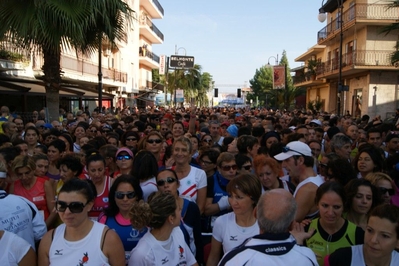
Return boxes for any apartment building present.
[294,0,399,119]
[0,0,163,113]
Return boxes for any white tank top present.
[351,245,399,265]
[49,221,110,266]
[293,175,324,197]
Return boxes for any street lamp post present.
[173,46,187,107]
[318,0,344,116]
[98,35,103,113]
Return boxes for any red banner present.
[273,65,285,89]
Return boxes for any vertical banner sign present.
[273,65,286,89]
[176,89,184,103]
[159,55,166,75]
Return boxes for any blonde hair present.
[365,172,394,187]
[11,155,36,172]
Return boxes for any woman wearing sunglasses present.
[137,131,164,167]
[326,204,399,266]
[98,175,147,264]
[114,147,134,178]
[86,153,113,221]
[207,173,261,266]
[366,172,397,205]
[156,169,204,265]
[203,152,236,232]
[200,134,213,149]
[172,137,207,214]
[128,191,197,266]
[38,178,125,266]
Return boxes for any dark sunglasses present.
[379,187,395,196]
[200,159,213,165]
[126,138,137,141]
[115,191,136,199]
[56,200,88,213]
[221,164,237,171]
[103,130,111,133]
[202,139,212,143]
[282,146,307,157]
[242,165,252,171]
[117,155,132,160]
[147,139,162,144]
[90,130,97,133]
[157,177,177,186]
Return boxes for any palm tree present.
[380,1,399,65]
[0,0,133,120]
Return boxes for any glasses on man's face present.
[56,200,88,213]
[319,163,328,168]
[90,130,97,133]
[242,165,252,171]
[103,130,111,133]
[221,164,237,171]
[156,177,177,186]
[126,138,137,142]
[282,146,307,157]
[116,155,132,161]
[115,191,136,199]
[147,139,162,144]
[379,187,395,196]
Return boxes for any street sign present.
[169,55,195,68]
[159,55,166,75]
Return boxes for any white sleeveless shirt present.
[351,245,399,265]
[49,221,109,266]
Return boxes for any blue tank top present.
[105,215,147,253]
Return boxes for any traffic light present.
[214,88,218,97]
[237,88,242,98]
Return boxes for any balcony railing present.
[139,47,160,64]
[0,39,31,62]
[61,55,127,83]
[140,17,164,41]
[317,4,399,42]
[315,50,393,76]
[152,0,164,16]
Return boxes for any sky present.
[153,0,325,94]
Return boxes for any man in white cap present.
[274,141,324,222]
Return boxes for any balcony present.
[141,0,164,19]
[315,50,395,79]
[139,16,164,44]
[139,47,160,69]
[60,55,127,83]
[293,73,326,87]
[317,3,399,44]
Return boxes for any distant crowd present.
[1,104,399,266]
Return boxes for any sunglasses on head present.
[221,164,237,171]
[56,200,88,213]
[156,177,177,186]
[242,165,252,171]
[115,191,136,199]
[117,155,132,160]
[126,138,137,141]
[379,187,395,196]
[282,146,307,157]
[147,139,162,144]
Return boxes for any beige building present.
[0,0,164,113]
[294,0,399,119]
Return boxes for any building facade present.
[0,0,164,114]
[294,0,399,119]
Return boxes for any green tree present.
[0,0,133,120]
[380,1,399,65]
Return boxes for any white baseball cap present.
[274,141,312,161]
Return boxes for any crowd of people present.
[1,104,399,265]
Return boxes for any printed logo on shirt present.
[102,197,109,203]
[54,249,63,255]
[230,235,238,241]
[129,228,140,238]
[78,252,89,266]
[178,245,185,259]
[161,256,169,265]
